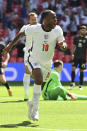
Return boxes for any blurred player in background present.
[70,25,87,90]
[0,41,12,96]
[19,12,38,101]
[2,10,67,121]
[42,60,77,101]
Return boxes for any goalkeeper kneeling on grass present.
[42,60,87,101]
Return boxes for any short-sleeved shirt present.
[20,24,40,53]
[25,24,65,64]
[19,24,31,53]
[74,35,87,59]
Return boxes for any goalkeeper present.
[42,60,87,101]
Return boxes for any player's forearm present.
[71,44,76,55]
[8,32,25,52]
[5,53,10,63]
[2,53,10,68]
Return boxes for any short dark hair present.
[54,60,63,67]
[80,25,87,30]
[40,10,54,23]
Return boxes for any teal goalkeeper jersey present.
[42,70,62,100]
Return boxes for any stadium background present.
[0,0,87,82]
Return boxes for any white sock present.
[23,73,30,95]
[32,84,41,111]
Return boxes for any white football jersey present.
[19,24,32,53]
[20,24,40,53]
[25,24,65,63]
[20,25,29,33]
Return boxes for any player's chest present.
[77,38,87,48]
[34,32,57,45]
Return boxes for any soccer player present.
[42,60,77,101]
[70,25,87,90]
[0,41,12,96]
[2,10,67,121]
[42,60,87,101]
[19,12,38,101]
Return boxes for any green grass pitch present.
[0,84,87,131]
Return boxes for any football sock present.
[80,71,83,85]
[23,73,30,95]
[3,82,10,90]
[57,94,87,100]
[71,71,75,82]
[72,93,87,100]
[32,84,41,111]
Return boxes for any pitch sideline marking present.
[0,97,23,100]
[20,127,87,131]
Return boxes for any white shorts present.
[27,56,52,82]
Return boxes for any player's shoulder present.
[25,24,41,33]
[25,23,41,34]
[53,25,63,33]
[74,34,79,39]
[51,70,59,77]
[22,24,30,29]
[27,23,41,29]
[54,25,62,30]
[20,24,30,32]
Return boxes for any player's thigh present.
[41,62,51,82]
[49,87,66,100]
[48,87,60,100]
[32,68,43,85]
[0,74,6,83]
[55,87,67,100]
[27,58,43,84]
[60,86,68,94]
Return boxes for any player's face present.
[29,15,38,25]
[45,12,57,30]
[58,64,63,73]
[80,28,87,36]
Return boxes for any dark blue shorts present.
[72,58,86,69]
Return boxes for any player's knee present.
[35,77,43,85]
[25,66,31,74]
[1,80,6,84]
[0,77,6,83]
[72,67,76,71]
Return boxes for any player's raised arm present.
[2,32,25,56]
[56,26,67,51]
